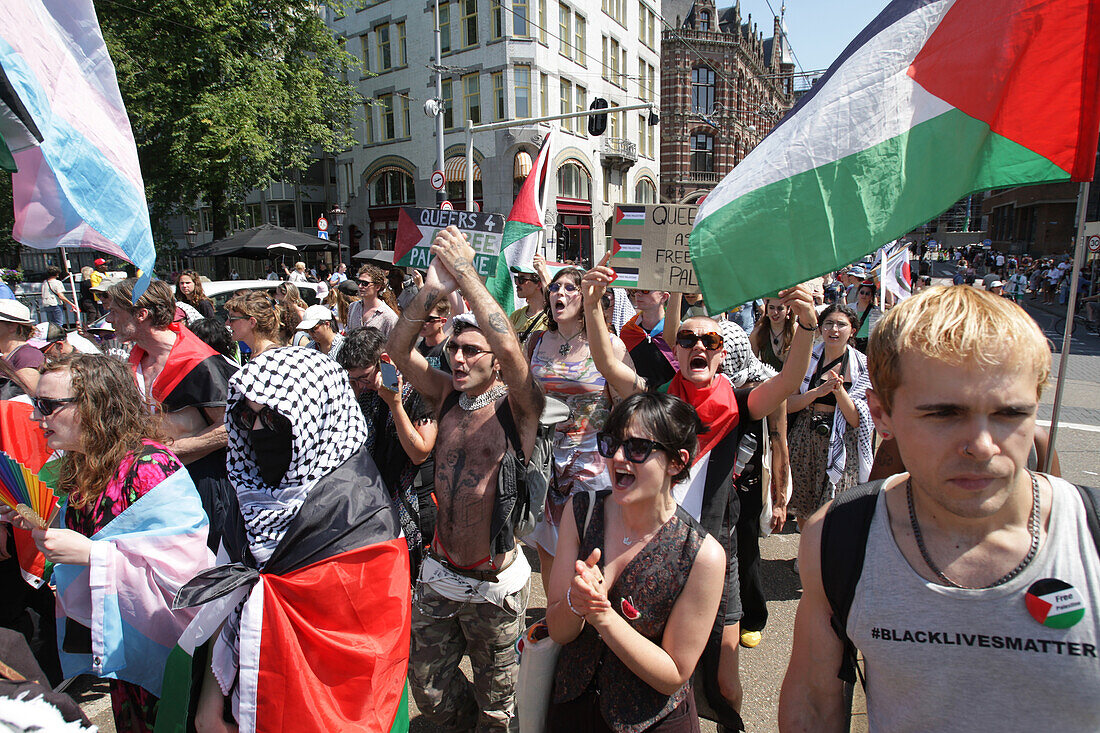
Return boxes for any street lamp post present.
[184,227,197,271]
[331,204,347,268]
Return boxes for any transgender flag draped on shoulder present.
[690,0,1100,312]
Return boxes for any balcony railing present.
[601,137,638,168]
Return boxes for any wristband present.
[797,319,817,331]
[566,587,585,618]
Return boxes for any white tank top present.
[848,475,1100,732]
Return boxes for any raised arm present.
[581,263,645,397]
[747,285,818,419]
[430,227,543,424]
[663,292,682,352]
[386,259,457,408]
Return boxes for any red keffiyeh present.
[666,372,740,465]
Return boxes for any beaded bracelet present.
[566,587,585,618]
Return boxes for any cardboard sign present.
[608,204,700,293]
[394,207,505,277]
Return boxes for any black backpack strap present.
[820,479,887,687]
[495,395,525,464]
[1074,483,1100,558]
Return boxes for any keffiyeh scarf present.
[719,319,777,386]
[799,343,874,491]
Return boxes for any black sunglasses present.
[423,315,445,324]
[31,396,77,417]
[675,330,723,351]
[230,400,291,433]
[514,275,537,285]
[357,279,376,288]
[597,433,672,463]
[445,342,493,360]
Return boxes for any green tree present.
[97,0,359,240]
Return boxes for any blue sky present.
[737,0,887,73]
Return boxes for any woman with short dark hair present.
[546,391,726,732]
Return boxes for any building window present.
[558,4,572,59]
[513,0,530,35]
[400,95,410,137]
[637,114,646,157]
[515,65,531,118]
[363,103,374,144]
[609,103,620,138]
[374,171,415,206]
[635,178,657,203]
[699,10,710,31]
[559,78,572,132]
[574,13,586,65]
[463,72,481,124]
[692,66,716,114]
[557,162,590,199]
[648,63,656,103]
[539,0,548,43]
[492,71,505,120]
[638,2,655,48]
[637,59,656,102]
[602,0,623,24]
[603,36,622,86]
[439,2,452,53]
[491,0,503,39]
[541,72,549,117]
[396,22,407,66]
[379,94,396,140]
[575,84,587,137]
[462,0,478,47]
[360,34,371,72]
[690,132,714,172]
[377,25,391,71]
[442,79,455,129]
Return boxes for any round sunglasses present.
[548,282,578,294]
[675,330,723,351]
[230,400,291,433]
[597,432,673,463]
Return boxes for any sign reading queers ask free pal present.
[394,207,505,276]
[608,204,700,293]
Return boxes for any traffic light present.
[588,98,609,136]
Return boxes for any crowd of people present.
[0,230,1095,733]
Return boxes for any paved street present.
[76,277,1099,733]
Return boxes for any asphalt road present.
[76,270,1098,733]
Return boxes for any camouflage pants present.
[409,580,530,733]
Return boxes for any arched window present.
[692,67,716,114]
[690,133,714,173]
[557,161,590,200]
[698,10,710,31]
[373,170,415,205]
[634,178,657,203]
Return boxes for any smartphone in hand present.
[379,357,400,392]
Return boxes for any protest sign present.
[394,207,505,276]
[608,204,700,292]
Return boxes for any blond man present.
[780,285,1100,732]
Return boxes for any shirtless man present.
[104,279,237,547]
[388,226,543,732]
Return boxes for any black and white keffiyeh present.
[226,346,368,567]
[719,319,776,386]
[799,342,874,492]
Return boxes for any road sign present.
[439,200,453,211]
[394,207,505,276]
[316,230,330,240]
[927,239,937,248]
[317,216,329,231]
[983,238,991,246]
[1088,235,1100,253]
[431,170,446,191]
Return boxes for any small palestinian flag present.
[612,239,642,259]
[611,266,640,287]
[1025,578,1085,629]
[615,205,646,225]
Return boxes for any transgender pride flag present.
[690,0,1100,312]
[0,0,156,290]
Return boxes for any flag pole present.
[1044,180,1090,472]
[60,247,83,331]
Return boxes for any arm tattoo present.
[452,258,473,276]
[488,312,509,334]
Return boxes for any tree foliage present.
[97,0,359,240]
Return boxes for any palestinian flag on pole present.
[878,241,913,301]
[487,131,556,313]
[690,0,1100,312]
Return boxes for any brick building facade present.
[660,0,794,203]
[982,182,1080,256]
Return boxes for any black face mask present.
[250,424,294,487]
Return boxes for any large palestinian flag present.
[690,0,1100,312]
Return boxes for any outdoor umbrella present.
[189,224,333,258]
[353,249,396,266]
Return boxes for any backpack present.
[821,480,1100,689]
[499,393,571,538]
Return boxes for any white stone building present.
[326,0,661,263]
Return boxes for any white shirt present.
[40,279,64,307]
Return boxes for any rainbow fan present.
[0,451,58,529]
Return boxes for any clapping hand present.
[430,226,477,283]
[570,548,612,620]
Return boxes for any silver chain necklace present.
[459,383,508,411]
[557,329,583,356]
[907,473,1041,590]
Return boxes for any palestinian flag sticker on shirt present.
[1025,578,1086,629]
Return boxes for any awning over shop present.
[444,156,481,182]
[514,151,532,179]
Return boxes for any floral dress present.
[64,441,184,733]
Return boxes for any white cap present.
[296,304,334,331]
[0,299,32,324]
[988,280,1005,289]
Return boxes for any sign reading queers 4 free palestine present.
[394,207,505,276]
[608,204,701,293]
